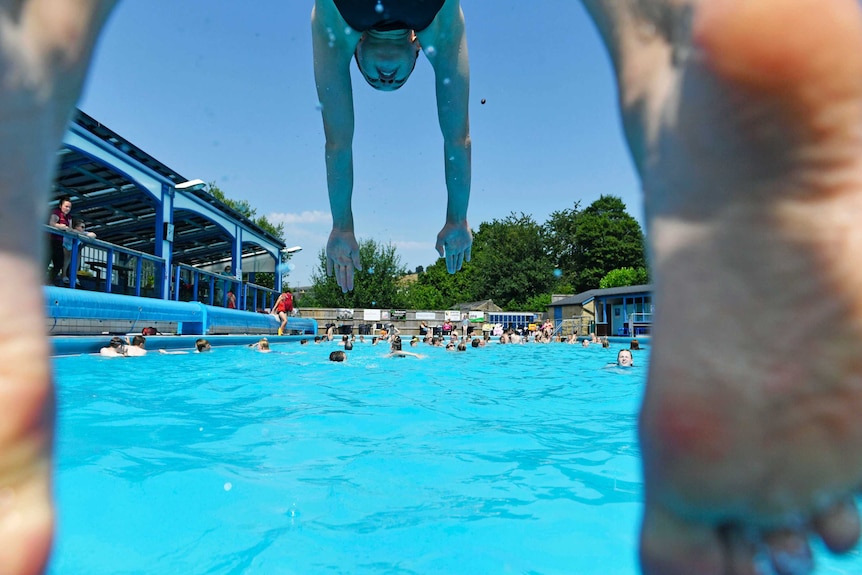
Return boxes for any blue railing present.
[47,226,283,311]
[47,226,166,298]
[171,264,281,312]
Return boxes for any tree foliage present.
[599,267,650,289]
[547,195,646,293]
[468,213,556,309]
[406,256,477,310]
[309,238,408,308]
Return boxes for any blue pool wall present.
[44,287,317,337]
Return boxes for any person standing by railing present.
[46,196,72,284]
[62,219,96,285]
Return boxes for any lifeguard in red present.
[273,292,294,336]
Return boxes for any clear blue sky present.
[78,1,642,287]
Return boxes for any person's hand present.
[435,220,472,273]
[326,229,362,292]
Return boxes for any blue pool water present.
[48,340,862,574]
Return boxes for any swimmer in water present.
[616,349,633,368]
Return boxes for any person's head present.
[630,339,641,350]
[58,196,72,214]
[471,338,480,348]
[617,349,634,367]
[314,336,321,343]
[258,338,270,351]
[329,350,346,362]
[345,341,353,351]
[300,339,309,345]
[72,219,87,232]
[390,336,402,352]
[108,336,125,350]
[224,265,231,273]
[131,335,146,348]
[601,337,610,348]
[354,30,421,91]
[457,342,467,352]
[196,338,212,352]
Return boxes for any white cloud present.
[266,210,331,225]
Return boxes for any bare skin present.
[311,0,472,292]
[0,1,116,573]
[582,0,862,571]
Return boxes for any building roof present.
[549,284,653,307]
[457,300,502,313]
[53,110,284,266]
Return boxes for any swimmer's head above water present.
[354,30,421,91]
[617,349,634,367]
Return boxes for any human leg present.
[581,0,862,572]
[0,1,117,573]
[47,241,64,282]
[277,311,287,335]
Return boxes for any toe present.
[765,530,814,575]
[812,497,861,554]
[640,503,725,575]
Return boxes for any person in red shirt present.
[272,291,294,335]
[46,196,72,283]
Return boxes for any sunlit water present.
[48,341,862,574]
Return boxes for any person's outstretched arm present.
[311,0,364,292]
[417,0,472,274]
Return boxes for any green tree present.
[599,267,650,289]
[544,200,582,287]
[468,213,556,309]
[310,238,408,308]
[559,195,646,292]
[406,256,477,310]
[546,196,646,293]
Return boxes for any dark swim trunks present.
[333,0,446,32]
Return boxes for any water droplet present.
[344,26,352,35]
[199,426,204,431]
[443,77,451,85]
[553,269,563,278]
[224,482,233,492]
[375,1,384,13]
[367,267,375,274]
[425,45,436,56]
[448,156,455,161]
[315,102,324,111]
[481,98,486,105]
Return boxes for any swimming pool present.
[48,341,862,574]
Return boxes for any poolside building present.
[547,285,653,337]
